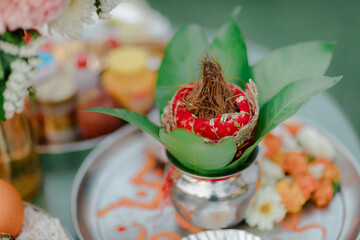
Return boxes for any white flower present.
[245,186,286,231]
[28,57,43,68]
[272,124,301,152]
[281,131,301,152]
[11,59,32,73]
[297,126,335,160]
[308,163,325,179]
[0,40,19,55]
[3,89,18,102]
[48,0,96,39]
[4,101,15,119]
[2,57,41,119]
[96,0,121,19]
[258,157,284,186]
[19,37,46,58]
[19,45,37,58]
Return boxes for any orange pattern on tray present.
[347,173,359,185]
[282,215,327,240]
[174,212,203,233]
[97,152,163,218]
[98,150,335,239]
[97,152,185,239]
[123,222,181,240]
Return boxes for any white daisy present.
[308,163,325,179]
[297,126,335,160]
[245,186,286,231]
[258,157,284,186]
[48,0,96,39]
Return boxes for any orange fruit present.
[0,179,24,237]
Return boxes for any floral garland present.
[245,121,340,231]
[0,0,121,120]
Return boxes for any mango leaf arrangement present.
[89,8,342,177]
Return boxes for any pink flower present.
[0,0,66,33]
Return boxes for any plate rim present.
[71,118,360,240]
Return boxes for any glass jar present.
[0,113,42,201]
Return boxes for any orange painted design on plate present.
[282,215,327,240]
[346,173,358,185]
[97,152,164,217]
[174,212,204,233]
[149,232,181,240]
[124,222,147,240]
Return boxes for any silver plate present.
[182,229,261,240]
[35,126,126,154]
[71,122,360,240]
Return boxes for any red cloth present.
[165,83,251,143]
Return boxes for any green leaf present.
[26,29,41,40]
[0,55,3,80]
[159,128,237,172]
[85,107,161,140]
[211,7,251,86]
[0,29,26,46]
[332,181,340,194]
[252,41,334,107]
[224,75,342,170]
[28,86,36,100]
[307,156,314,163]
[0,81,6,121]
[156,24,210,114]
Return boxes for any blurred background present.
[147,0,360,136]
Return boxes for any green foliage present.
[159,129,237,172]
[332,181,340,194]
[252,41,334,107]
[28,86,36,100]
[0,29,42,121]
[210,7,251,87]
[0,50,18,121]
[156,25,209,114]
[307,156,314,163]
[0,29,26,46]
[92,7,342,176]
[0,56,3,80]
[84,107,161,140]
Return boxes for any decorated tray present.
[71,120,360,240]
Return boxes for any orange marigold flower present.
[311,178,334,207]
[285,123,303,136]
[276,180,307,214]
[283,152,308,177]
[264,133,282,159]
[293,173,319,199]
[311,158,340,182]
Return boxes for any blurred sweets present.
[35,65,77,144]
[245,121,340,231]
[76,86,124,139]
[102,46,158,114]
[25,40,164,144]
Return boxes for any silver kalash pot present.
[166,147,259,229]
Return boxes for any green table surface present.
[32,92,360,240]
